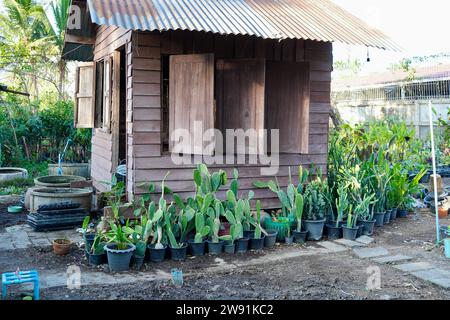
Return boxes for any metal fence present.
[332,78,450,102]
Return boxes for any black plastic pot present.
[88,252,105,266]
[132,254,145,270]
[224,243,235,254]
[264,230,278,248]
[383,210,391,224]
[188,240,206,256]
[398,209,408,218]
[207,240,224,255]
[293,230,308,243]
[360,219,375,236]
[235,238,249,253]
[147,244,167,263]
[304,219,326,241]
[326,223,342,240]
[374,212,385,227]
[342,226,358,240]
[285,236,294,245]
[356,224,364,238]
[243,230,254,238]
[249,236,265,250]
[84,232,96,252]
[104,243,135,272]
[390,208,398,220]
[170,244,188,261]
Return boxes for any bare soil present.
[0,198,27,231]
[1,212,449,300]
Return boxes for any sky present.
[331,0,450,74]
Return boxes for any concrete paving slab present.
[371,255,414,264]
[316,241,348,253]
[334,239,366,247]
[411,269,450,289]
[355,236,374,245]
[394,262,435,272]
[353,247,389,258]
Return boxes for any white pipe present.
[428,100,440,244]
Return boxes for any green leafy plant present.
[303,176,327,221]
[334,184,349,227]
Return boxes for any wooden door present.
[169,54,214,155]
[265,61,310,154]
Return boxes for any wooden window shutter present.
[266,61,310,154]
[74,62,95,128]
[169,54,214,155]
[216,59,265,154]
[103,56,112,130]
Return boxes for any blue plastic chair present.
[2,270,40,300]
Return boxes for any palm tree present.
[0,0,54,100]
[49,0,71,99]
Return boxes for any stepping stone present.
[371,255,414,264]
[334,239,366,247]
[316,241,348,253]
[353,247,389,258]
[394,262,435,272]
[355,235,374,245]
[411,269,450,289]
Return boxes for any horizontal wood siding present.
[124,30,331,208]
[91,25,131,193]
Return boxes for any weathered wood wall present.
[123,30,332,208]
[91,25,131,193]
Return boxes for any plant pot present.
[188,240,206,256]
[397,209,408,218]
[104,243,135,272]
[224,243,235,254]
[326,223,342,240]
[132,254,145,270]
[235,237,249,253]
[356,224,364,238]
[438,207,448,219]
[304,219,326,241]
[52,239,72,256]
[293,230,308,244]
[170,244,188,261]
[360,219,376,236]
[243,230,254,239]
[390,208,398,220]
[218,222,231,237]
[249,236,265,250]
[264,230,278,248]
[147,244,167,263]
[342,226,358,240]
[207,240,224,255]
[284,236,294,245]
[383,210,391,224]
[83,232,96,252]
[374,212,385,226]
[88,252,105,266]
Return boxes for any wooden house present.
[63,0,398,208]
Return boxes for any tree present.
[49,0,71,99]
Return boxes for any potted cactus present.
[249,201,268,250]
[293,193,308,243]
[303,176,327,241]
[342,204,359,240]
[206,201,230,255]
[104,222,136,272]
[356,193,376,236]
[188,210,210,256]
[327,185,347,239]
[223,209,242,254]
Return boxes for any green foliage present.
[303,177,327,221]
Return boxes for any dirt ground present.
[0,212,449,300]
[0,198,27,231]
[1,181,449,300]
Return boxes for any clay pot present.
[53,239,72,255]
[438,207,448,219]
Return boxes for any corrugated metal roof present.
[86,0,400,51]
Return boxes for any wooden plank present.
[133,46,160,58]
[133,95,161,108]
[132,144,162,158]
[234,36,254,58]
[133,108,161,120]
[215,59,265,154]
[266,61,310,153]
[214,35,234,59]
[133,120,161,132]
[133,31,161,47]
[133,58,161,71]
[132,132,161,144]
[133,83,160,95]
[281,39,296,62]
[295,39,305,62]
[74,63,95,128]
[132,70,160,83]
